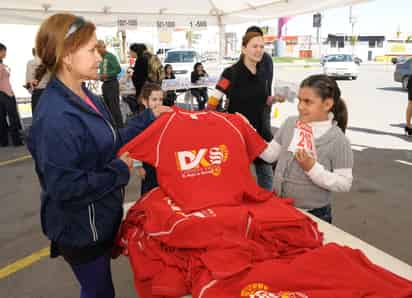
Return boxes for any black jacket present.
[132,56,148,97]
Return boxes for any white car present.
[323,54,359,80]
[164,49,203,78]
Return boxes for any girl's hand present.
[295,149,316,172]
[152,105,172,118]
[136,167,146,179]
[119,152,133,170]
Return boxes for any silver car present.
[394,58,412,89]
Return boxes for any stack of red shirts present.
[193,243,412,298]
[115,187,325,297]
[245,199,323,259]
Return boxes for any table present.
[122,201,412,298]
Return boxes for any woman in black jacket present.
[190,62,208,110]
[130,43,148,103]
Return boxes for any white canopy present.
[0,0,370,26]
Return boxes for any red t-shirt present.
[119,108,269,211]
[193,243,412,298]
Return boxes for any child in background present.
[133,82,163,195]
[266,74,353,223]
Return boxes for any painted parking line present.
[0,247,50,280]
[395,160,412,166]
[0,202,136,279]
[0,155,32,167]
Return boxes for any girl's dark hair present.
[164,64,172,72]
[138,82,163,105]
[193,62,202,71]
[0,43,7,51]
[130,43,147,59]
[300,74,348,133]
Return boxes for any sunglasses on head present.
[65,17,86,39]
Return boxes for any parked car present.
[394,58,412,89]
[320,55,330,66]
[164,49,202,78]
[156,47,172,63]
[391,56,410,65]
[322,54,359,80]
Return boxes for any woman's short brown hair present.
[242,31,263,47]
[35,13,96,74]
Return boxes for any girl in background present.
[133,82,163,195]
[163,64,177,106]
[190,62,208,110]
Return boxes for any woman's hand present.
[119,152,133,170]
[151,105,172,118]
[295,149,316,172]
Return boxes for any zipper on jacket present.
[88,203,98,241]
[103,118,117,146]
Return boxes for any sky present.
[280,0,412,38]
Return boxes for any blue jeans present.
[69,254,115,298]
[254,161,274,191]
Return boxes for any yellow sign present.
[390,43,406,53]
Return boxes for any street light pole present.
[349,6,356,56]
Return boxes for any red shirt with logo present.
[118,108,270,211]
[193,243,412,298]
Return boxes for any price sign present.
[288,120,317,158]
[156,20,176,31]
[117,19,138,30]
[190,20,208,29]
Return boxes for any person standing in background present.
[207,32,278,190]
[25,48,50,113]
[97,40,123,127]
[245,26,275,143]
[129,43,148,103]
[0,42,23,146]
[405,74,412,136]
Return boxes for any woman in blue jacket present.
[27,14,170,298]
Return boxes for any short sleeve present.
[118,112,175,167]
[230,114,268,161]
[215,67,233,95]
[331,134,354,170]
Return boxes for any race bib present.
[288,120,317,158]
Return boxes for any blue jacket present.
[27,77,155,247]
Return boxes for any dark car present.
[394,58,412,89]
